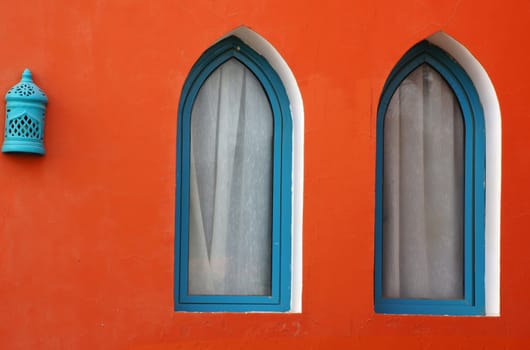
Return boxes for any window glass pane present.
[188,58,273,296]
[382,64,464,299]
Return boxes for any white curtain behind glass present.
[188,58,273,296]
[382,64,464,299]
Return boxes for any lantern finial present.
[21,68,32,82]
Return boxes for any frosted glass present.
[188,59,273,296]
[382,64,464,299]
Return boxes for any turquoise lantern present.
[2,69,48,155]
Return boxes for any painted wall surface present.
[0,0,528,349]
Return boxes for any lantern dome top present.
[5,69,48,104]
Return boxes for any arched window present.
[175,36,292,312]
[374,41,485,315]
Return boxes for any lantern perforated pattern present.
[6,115,41,140]
[7,82,46,99]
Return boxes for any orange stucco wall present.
[0,0,529,349]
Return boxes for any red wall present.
[0,0,529,349]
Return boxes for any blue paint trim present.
[175,36,292,312]
[374,41,486,316]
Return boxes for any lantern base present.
[2,140,45,155]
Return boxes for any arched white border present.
[428,32,501,316]
[219,27,304,312]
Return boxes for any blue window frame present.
[374,41,485,315]
[175,36,292,312]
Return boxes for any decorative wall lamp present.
[2,69,48,155]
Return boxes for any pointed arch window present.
[175,36,292,312]
[374,41,485,315]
